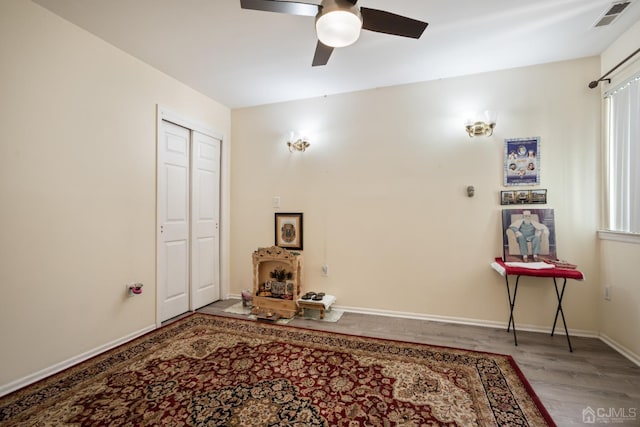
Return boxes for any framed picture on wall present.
[504,137,540,186]
[275,212,303,250]
[501,208,556,262]
[500,189,547,205]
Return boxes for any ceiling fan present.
[240,0,428,66]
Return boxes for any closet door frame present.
[155,105,230,327]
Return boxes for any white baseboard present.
[335,305,640,366]
[334,304,599,337]
[226,296,640,365]
[599,333,640,367]
[3,304,639,398]
[0,324,156,398]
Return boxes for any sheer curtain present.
[605,73,640,234]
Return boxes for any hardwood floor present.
[195,299,640,426]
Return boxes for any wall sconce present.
[287,132,310,152]
[465,111,497,137]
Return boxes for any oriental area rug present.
[0,313,555,426]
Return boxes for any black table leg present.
[551,277,573,352]
[505,275,520,346]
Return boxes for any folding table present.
[491,257,585,352]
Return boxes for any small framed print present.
[274,212,303,250]
[501,189,547,205]
[501,191,517,205]
[530,189,547,204]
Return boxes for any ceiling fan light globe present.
[316,10,362,48]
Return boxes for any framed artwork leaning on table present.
[501,208,556,262]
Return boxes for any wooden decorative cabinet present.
[251,246,303,319]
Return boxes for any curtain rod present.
[589,47,640,89]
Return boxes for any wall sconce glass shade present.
[315,3,362,48]
[465,110,497,137]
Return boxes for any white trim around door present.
[156,105,230,327]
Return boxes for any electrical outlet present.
[321,265,329,277]
[604,285,612,301]
[126,283,134,297]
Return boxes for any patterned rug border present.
[1,312,556,426]
[500,349,555,427]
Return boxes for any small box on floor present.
[297,293,336,320]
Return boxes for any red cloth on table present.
[493,257,584,280]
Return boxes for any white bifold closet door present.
[190,130,221,309]
[158,120,220,322]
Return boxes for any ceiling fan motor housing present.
[315,0,363,48]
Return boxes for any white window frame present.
[599,72,640,244]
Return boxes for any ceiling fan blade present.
[360,7,428,39]
[240,0,319,17]
[312,41,334,66]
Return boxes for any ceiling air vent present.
[594,1,631,27]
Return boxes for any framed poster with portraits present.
[504,137,540,186]
[274,212,303,250]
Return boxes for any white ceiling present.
[33,0,640,109]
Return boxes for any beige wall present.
[231,58,602,332]
[599,20,640,359]
[0,0,230,389]
[600,241,640,357]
